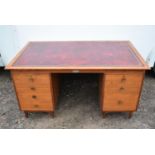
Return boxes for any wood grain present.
[12,71,55,112]
[103,94,139,111]
[6,41,149,70]
[102,71,144,112]
[7,41,148,117]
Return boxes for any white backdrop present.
[0,25,155,66]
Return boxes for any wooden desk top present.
[6,41,149,70]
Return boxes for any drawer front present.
[103,93,139,111]
[105,85,140,94]
[104,74,143,88]
[12,71,50,87]
[16,87,51,95]
[20,103,52,111]
[12,71,53,111]
[18,93,53,111]
[103,72,144,111]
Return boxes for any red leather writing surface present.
[13,42,143,67]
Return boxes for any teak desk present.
[6,41,149,118]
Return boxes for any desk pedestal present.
[11,70,144,118]
[11,71,59,117]
[100,71,144,118]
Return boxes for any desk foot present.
[128,112,133,119]
[102,112,107,118]
[49,112,55,118]
[24,112,29,118]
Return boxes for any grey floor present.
[0,69,155,129]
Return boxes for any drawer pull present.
[30,87,36,91]
[32,95,37,99]
[121,76,126,82]
[117,100,123,105]
[119,87,124,91]
[33,104,39,108]
[29,78,34,82]
[29,75,34,81]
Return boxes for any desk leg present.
[102,112,108,118]
[128,112,133,119]
[24,112,29,118]
[49,112,55,118]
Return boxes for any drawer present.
[12,72,50,87]
[16,87,51,95]
[103,93,138,111]
[105,85,140,94]
[102,73,144,112]
[20,102,52,111]
[18,93,53,111]
[104,74,143,88]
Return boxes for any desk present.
[6,41,149,118]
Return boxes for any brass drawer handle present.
[33,104,39,108]
[32,95,37,99]
[119,87,124,91]
[29,75,34,81]
[30,87,36,91]
[29,78,34,81]
[121,76,126,82]
[117,100,123,105]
